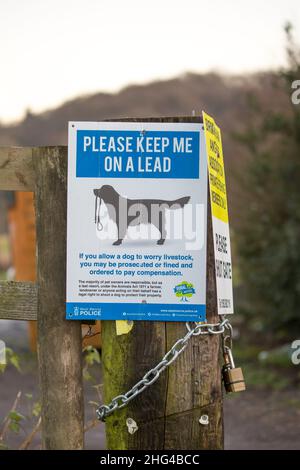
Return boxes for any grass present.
[0,270,7,280]
[242,364,291,390]
[284,397,300,409]
[233,339,299,391]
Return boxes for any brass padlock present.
[222,347,246,393]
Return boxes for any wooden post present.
[102,117,223,450]
[34,147,84,450]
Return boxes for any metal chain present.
[96,317,230,421]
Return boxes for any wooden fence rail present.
[0,281,37,320]
[0,147,35,191]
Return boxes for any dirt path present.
[225,390,300,449]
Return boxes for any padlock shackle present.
[222,328,233,353]
[223,346,235,369]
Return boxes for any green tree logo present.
[174,281,195,302]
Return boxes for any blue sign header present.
[76,130,200,179]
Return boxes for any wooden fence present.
[0,146,84,449]
[0,116,223,450]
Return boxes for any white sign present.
[66,121,208,322]
[203,112,234,314]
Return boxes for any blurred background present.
[1,0,300,450]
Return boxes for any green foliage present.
[8,411,25,434]
[243,364,291,390]
[0,348,21,373]
[32,401,41,418]
[236,24,300,335]
[233,339,297,390]
[83,345,101,366]
[82,345,101,382]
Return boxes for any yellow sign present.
[203,111,233,314]
[202,111,228,224]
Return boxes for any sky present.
[0,0,300,123]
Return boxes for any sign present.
[203,111,234,314]
[66,121,207,321]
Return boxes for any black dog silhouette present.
[94,185,190,245]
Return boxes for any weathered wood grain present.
[102,117,223,450]
[0,147,35,191]
[0,281,37,320]
[102,319,167,450]
[164,401,223,450]
[33,146,84,450]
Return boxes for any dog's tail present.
[170,196,190,208]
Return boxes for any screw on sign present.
[199,415,209,425]
[126,418,138,435]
